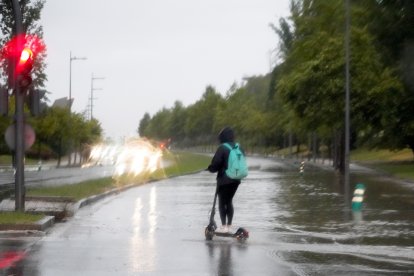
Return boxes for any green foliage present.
[184,86,223,143]
[138,112,151,136]
[29,106,103,162]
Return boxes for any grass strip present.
[0,211,43,224]
[151,151,210,179]
[368,162,414,180]
[351,148,413,162]
[27,177,114,201]
[27,151,211,200]
[351,148,414,180]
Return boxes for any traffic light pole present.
[11,0,26,211]
[14,86,25,211]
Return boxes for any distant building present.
[52,97,73,109]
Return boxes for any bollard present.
[351,183,365,211]
[299,161,305,174]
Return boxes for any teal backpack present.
[223,143,248,180]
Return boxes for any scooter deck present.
[214,231,239,238]
[205,226,249,240]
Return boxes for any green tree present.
[359,0,414,157]
[145,108,172,140]
[138,112,151,137]
[168,101,187,144]
[32,107,102,166]
[184,86,223,145]
[37,107,71,166]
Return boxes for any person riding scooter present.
[207,127,246,233]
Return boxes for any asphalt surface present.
[1,156,413,275]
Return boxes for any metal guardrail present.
[0,164,54,173]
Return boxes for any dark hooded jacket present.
[207,127,243,186]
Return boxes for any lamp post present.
[69,52,87,110]
[344,0,351,202]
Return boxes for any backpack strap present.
[222,143,238,150]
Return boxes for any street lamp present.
[69,51,87,110]
[344,0,351,202]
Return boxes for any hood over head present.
[218,127,234,143]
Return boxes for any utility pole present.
[69,52,87,110]
[90,73,104,120]
[68,52,86,165]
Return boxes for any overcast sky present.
[41,0,290,141]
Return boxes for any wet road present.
[0,165,115,187]
[2,157,414,275]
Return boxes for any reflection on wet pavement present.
[130,186,157,272]
[2,156,413,275]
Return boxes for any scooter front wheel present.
[235,227,249,241]
[205,226,214,240]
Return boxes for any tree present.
[145,108,172,140]
[32,107,102,166]
[359,0,414,157]
[138,112,151,137]
[36,107,71,166]
[168,101,187,144]
[184,86,223,144]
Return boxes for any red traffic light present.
[16,47,33,75]
[15,47,33,88]
[19,48,33,64]
[1,34,45,89]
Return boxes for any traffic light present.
[1,34,42,90]
[15,47,33,89]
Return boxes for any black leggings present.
[217,183,239,225]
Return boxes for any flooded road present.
[4,157,414,275]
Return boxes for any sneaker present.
[226,225,233,233]
[216,226,228,233]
